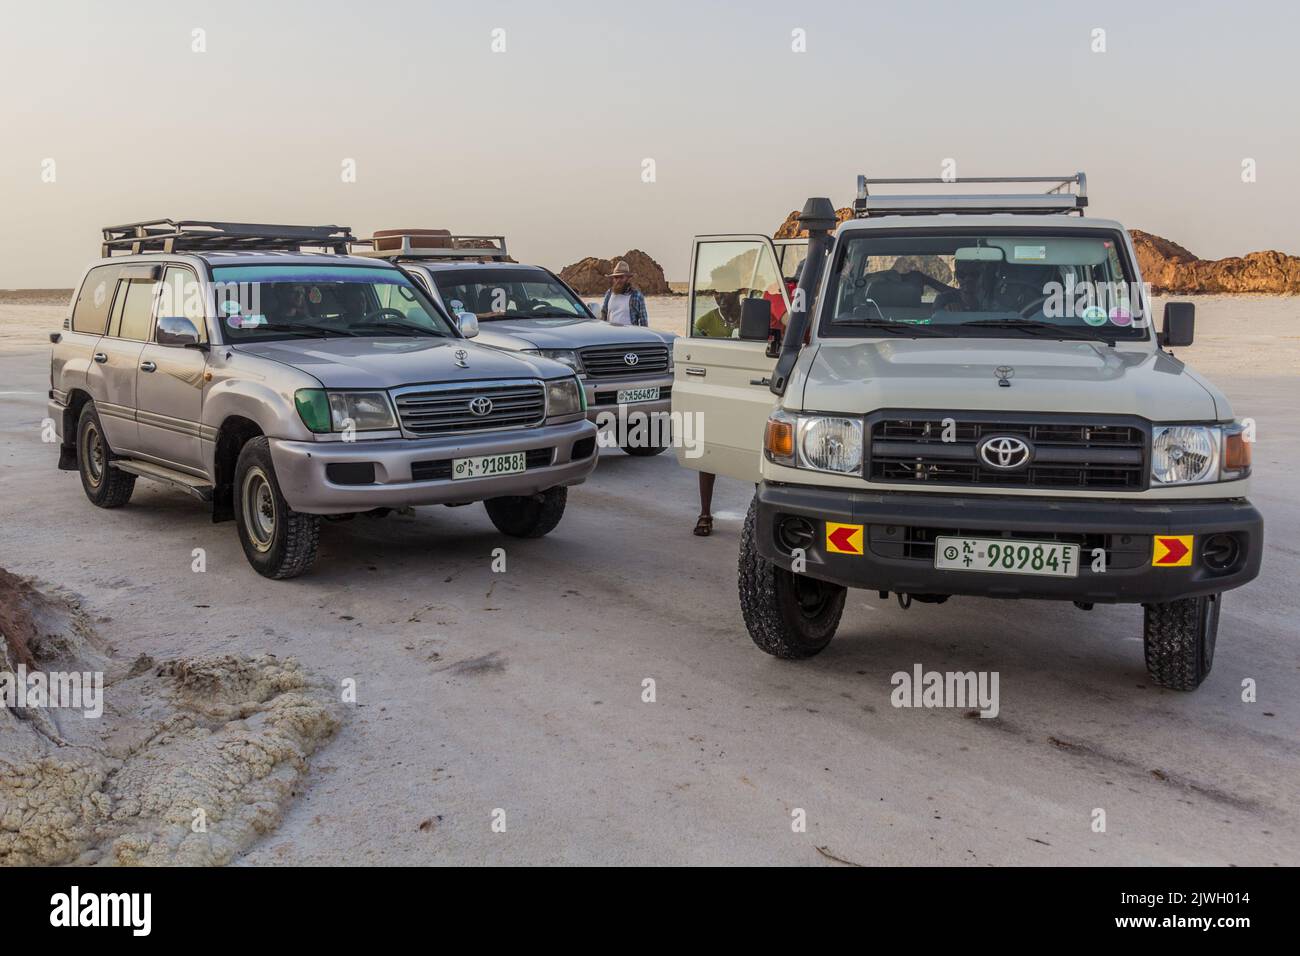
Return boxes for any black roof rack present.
[101,219,355,257]
[852,173,1088,217]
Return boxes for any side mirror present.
[585,302,601,314]
[156,315,201,347]
[457,312,480,338]
[1160,302,1194,348]
[738,297,772,341]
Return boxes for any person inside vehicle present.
[280,284,313,320]
[692,290,743,337]
[338,284,369,322]
[932,259,999,312]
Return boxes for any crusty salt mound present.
[0,569,341,866]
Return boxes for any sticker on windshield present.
[1109,307,1133,327]
[1013,245,1047,260]
[1080,305,1108,327]
[227,313,267,329]
[449,299,464,313]
[220,300,242,316]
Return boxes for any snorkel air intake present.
[770,197,837,396]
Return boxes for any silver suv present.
[357,232,676,456]
[48,220,598,579]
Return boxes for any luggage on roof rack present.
[852,173,1087,217]
[350,229,509,260]
[100,219,355,257]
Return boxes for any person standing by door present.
[599,261,648,327]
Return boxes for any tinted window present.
[429,268,587,320]
[70,265,122,334]
[114,277,158,341]
[209,265,454,342]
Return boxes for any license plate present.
[451,452,527,480]
[934,536,1079,578]
[616,386,660,404]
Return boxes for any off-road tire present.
[1143,593,1220,691]
[738,495,846,659]
[233,436,319,579]
[77,402,136,508]
[484,486,568,538]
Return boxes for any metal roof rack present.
[101,219,355,257]
[852,173,1087,217]
[350,231,509,261]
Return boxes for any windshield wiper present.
[837,320,953,337]
[962,319,1116,345]
[262,323,358,338]
[355,322,443,337]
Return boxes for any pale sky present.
[1,0,1296,286]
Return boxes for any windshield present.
[210,265,455,342]
[821,231,1150,341]
[429,267,589,321]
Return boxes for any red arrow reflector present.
[1153,535,1193,567]
[826,523,863,555]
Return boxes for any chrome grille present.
[868,414,1147,491]
[394,381,545,436]
[579,344,670,378]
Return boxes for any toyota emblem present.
[994,365,1014,388]
[623,352,640,366]
[468,397,494,417]
[978,435,1032,470]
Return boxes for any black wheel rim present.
[791,573,833,619]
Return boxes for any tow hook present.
[896,593,913,610]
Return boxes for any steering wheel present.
[1018,295,1052,317]
[357,308,409,325]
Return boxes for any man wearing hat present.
[599,260,649,327]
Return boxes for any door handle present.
[140,361,157,372]
[749,377,772,386]
[685,367,707,377]
[93,352,108,363]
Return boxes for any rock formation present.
[559,250,672,296]
[1130,230,1300,294]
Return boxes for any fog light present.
[326,462,376,485]
[1201,533,1240,571]
[777,515,815,553]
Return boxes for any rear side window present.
[70,265,122,334]
[111,277,158,341]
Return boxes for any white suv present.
[672,175,1262,690]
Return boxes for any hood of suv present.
[474,318,672,352]
[233,336,571,389]
[801,339,1224,420]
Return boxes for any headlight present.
[765,410,863,475]
[798,416,863,475]
[531,349,584,374]
[546,377,585,417]
[1151,424,1220,484]
[294,389,397,433]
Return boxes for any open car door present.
[672,234,792,482]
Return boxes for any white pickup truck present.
[672,174,1262,690]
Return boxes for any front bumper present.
[269,418,598,514]
[756,483,1263,604]
[582,374,672,424]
